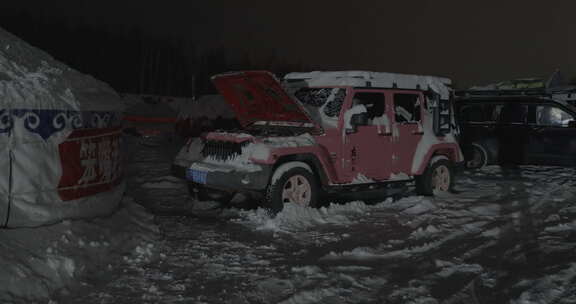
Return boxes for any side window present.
[489,104,504,122]
[351,92,386,124]
[498,103,528,124]
[459,103,503,123]
[294,87,346,128]
[536,105,573,127]
[394,93,421,123]
[460,104,484,122]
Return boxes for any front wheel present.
[264,163,319,214]
[415,159,454,196]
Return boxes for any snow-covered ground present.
[51,136,576,304]
[0,194,159,304]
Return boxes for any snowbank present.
[236,199,394,234]
[0,196,159,303]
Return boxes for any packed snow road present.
[59,136,576,304]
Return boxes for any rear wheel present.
[465,143,488,169]
[415,159,454,196]
[264,163,319,214]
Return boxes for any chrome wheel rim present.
[432,165,451,191]
[281,175,312,205]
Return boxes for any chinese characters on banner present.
[58,127,122,201]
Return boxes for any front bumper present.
[171,163,272,192]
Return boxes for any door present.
[495,103,530,165]
[391,91,424,175]
[342,90,393,182]
[457,102,502,164]
[526,104,576,166]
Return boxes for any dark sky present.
[2,0,576,87]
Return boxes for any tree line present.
[0,10,311,97]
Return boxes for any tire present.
[465,143,488,169]
[415,159,454,196]
[264,163,319,214]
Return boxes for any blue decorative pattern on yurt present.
[0,109,122,139]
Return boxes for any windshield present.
[289,87,346,129]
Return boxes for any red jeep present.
[173,71,463,212]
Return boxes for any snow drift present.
[0,27,125,227]
[0,197,159,303]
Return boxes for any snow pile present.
[0,196,159,303]
[238,200,383,233]
[401,197,438,215]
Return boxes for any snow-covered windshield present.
[291,87,346,128]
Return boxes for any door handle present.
[379,132,392,136]
[412,131,424,135]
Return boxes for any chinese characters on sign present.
[58,128,122,201]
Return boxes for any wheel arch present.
[414,144,461,175]
[272,154,329,187]
[476,138,498,165]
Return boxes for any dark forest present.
[1,10,311,97]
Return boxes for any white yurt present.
[0,27,125,227]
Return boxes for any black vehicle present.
[455,80,576,168]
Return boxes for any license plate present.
[186,169,207,184]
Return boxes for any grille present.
[201,140,249,161]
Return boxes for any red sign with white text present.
[58,127,122,201]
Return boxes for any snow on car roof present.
[285,71,452,99]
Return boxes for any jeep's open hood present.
[211,71,320,130]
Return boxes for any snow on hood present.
[259,133,316,147]
[205,131,255,143]
[199,132,317,171]
[285,71,452,100]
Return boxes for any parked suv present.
[456,81,576,168]
[173,71,463,212]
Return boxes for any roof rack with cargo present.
[456,70,576,102]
